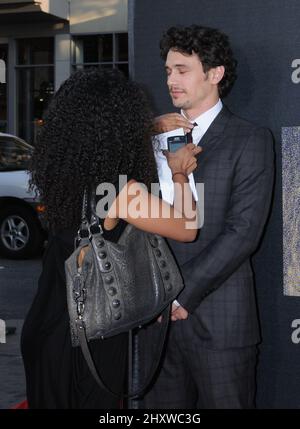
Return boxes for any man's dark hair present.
[160,25,237,98]
[30,68,157,231]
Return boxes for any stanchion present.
[127,330,140,409]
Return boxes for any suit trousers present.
[141,318,257,409]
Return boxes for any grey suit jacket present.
[167,106,274,349]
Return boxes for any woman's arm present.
[164,143,198,222]
[109,144,201,242]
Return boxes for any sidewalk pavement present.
[0,319,26,409]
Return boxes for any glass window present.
[17,67,54,144]
[16,38,54,145]
[116,33,128,62]
[0,135,33,172]
[77,35,113,63]
[0,44,8,133]
[17,38,54,65]
[72,33,128,77]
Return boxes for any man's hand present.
[157,303,189,323]
[171,303,189,321]
[153,113,194,134]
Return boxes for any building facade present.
[0,0,128,144]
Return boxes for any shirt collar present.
[181,99,223,136]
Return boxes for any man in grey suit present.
[143,25,274,409]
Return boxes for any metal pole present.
[127,330,140,409]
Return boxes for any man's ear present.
[208,66,225,84]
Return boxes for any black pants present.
[140,320,257,409]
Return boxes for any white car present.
[0,132,46,259]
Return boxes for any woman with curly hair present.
[21,68,201,409]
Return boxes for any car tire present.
[0,205,44,259]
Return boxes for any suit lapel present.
[195,106,232,168]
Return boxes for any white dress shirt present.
[154,99,223,309]
[181,98,223,145]
[154,99,223,204]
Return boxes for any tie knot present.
[186,122,197,144]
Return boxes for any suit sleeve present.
[178,127,275,313]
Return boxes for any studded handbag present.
[65,189,184,397]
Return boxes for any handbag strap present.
[76,304,171,399]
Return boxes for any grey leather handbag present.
[65,189,184,397]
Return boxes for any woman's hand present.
[153,113,194,134]
[163,143,202,177]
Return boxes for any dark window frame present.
[15,37,54,145]
[71,32,128,75]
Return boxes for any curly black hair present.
[160,25,237,98]
[30,69,158,231]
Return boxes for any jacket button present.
[160,260,166,268]
[167,283,173,291]
[99,251,106,259]
[97,240,105,247]
[104,262,111,270]
[114,313,121,320]
[105,276,114,284]
[164,272,170,280]
[108,287,117,296]
[155,249,162,257]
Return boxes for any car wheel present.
[0,205,44,259]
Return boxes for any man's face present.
[165,49,217,112]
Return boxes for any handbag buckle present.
[90,215,103,236]
[76,220,92,244]
[75,317,85,330]
[77,301,85,317]
[72,273,82,299]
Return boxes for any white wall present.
[55,34,71,90]
[69,0,128,34]
[41,0,69,20]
